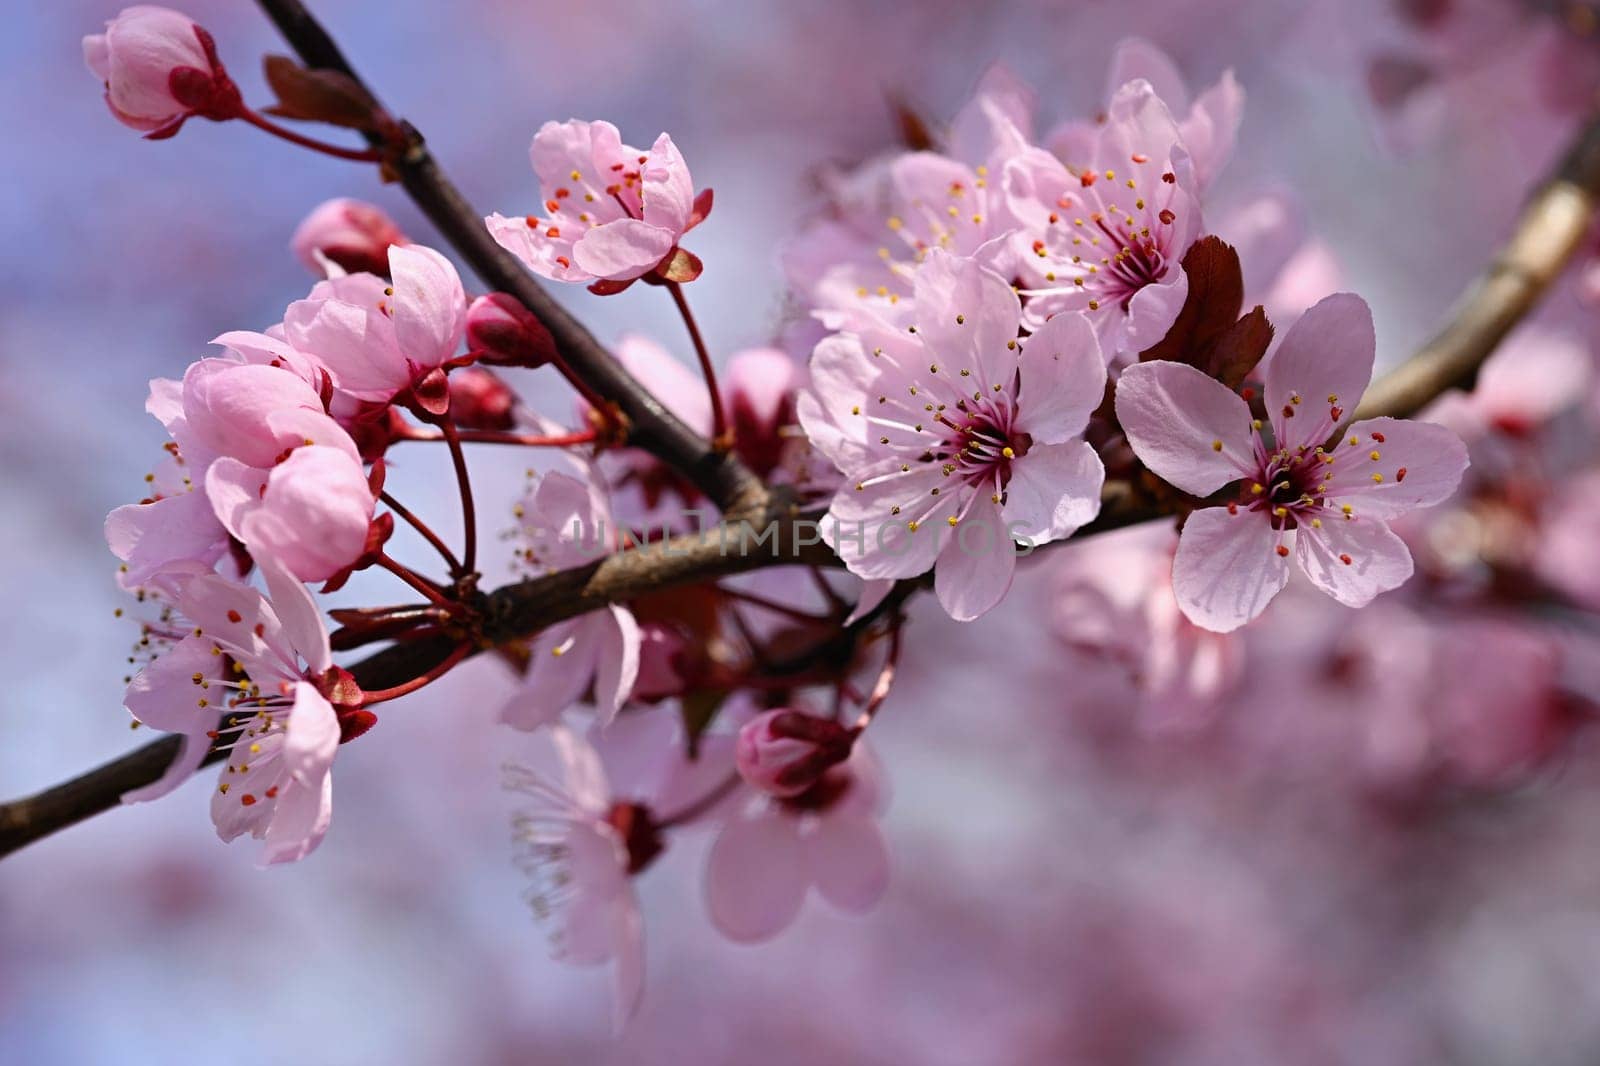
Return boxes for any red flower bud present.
[83,7,241,138]
[447,367,517,431]
[292,198,407,277]
[735,709,856,798]
[466,293,556,369]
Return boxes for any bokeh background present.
[8,1,1600,1063]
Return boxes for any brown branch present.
[8,0,1599,857]
[253,0,767,518]
[1354,115,1600,419]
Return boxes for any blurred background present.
[8,1,1600,1062]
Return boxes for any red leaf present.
[1202,305,1275,391]
[1137,236,1245,368]
[687,188,714,231]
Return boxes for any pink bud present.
[466,293,556,369]
[735,709,855,798]
[447,368,516,431]
[83,6,240,137]
[292,198,408,277]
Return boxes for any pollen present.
[1371,473,1384,483]
[1275,545,1290,557]
[1339,554,1353,565]
[1370,451,1382,461]
[947,516,959,527]
[907,521,920,533]
[1251,483,1265,495]
[1211,440,1223,452]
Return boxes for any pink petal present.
[1105,37,1191,114]
[1323,417,1469,520]
[1295,516,1415,608]
[121,732,209,805]
[486,211,588,283]
[1015,311,1106,444]
[387,244,465,370]
[501,618,600,731]
[592,606,642,727]
[182,361,322,469]
[609,899,646,1033]
[1265,293,1375,452]
[258,558,331,675]
[948,64,1035,163]
[807,814,890,914]
[259,770,333,866]
[909,249,1020,386]
[571,220,676,282]
[1002,439,1105,543]
[1181,70,1244,190]
[613,332,713,436]
[845,578,895,625]
[1120,270,1190,356]
[551,724,613,816]
[796,335,874,471]
[105,490,227,587]
[282,682,340,786]
[934,492,1018,622]
[123,634,223,733]
[825,462,947,580]
[203,457,269,545]
[1115,360,1256,495]
[640,132,695,235]
[238,446,374,583]
[1171,506,1292,632]
[1095,79,1185,177]
[704,807,808,943]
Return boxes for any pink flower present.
[705,743,890,944]
[1045,36,1243,193]
[723,347,804,482]
[291,198,408,277]
[446,367,517,431]
[485,120,711,289]
[734,708,856,798]
[105,378,228,591]
[123,561,346,865]
[83,6,240,138]
[504,708,733,1030]
[501,471,640,729]
[799,250,1106,621]
[1115,293,1470,631]
[782,67,1031,330]
[281,243,468,410]
[465,293,555,369]
[1006,79,1203,357]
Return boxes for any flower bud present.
[83,6,240,137]
[447,368,517,431]
[735,709,856,798]
[292,198,407,277]
[466,293,556,369]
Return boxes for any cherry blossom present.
[734,708,856,798]
[800,250,1106,621]
[485,119,711,289]
[500,471,640,730]
[1045,36,1243,193]
[782,66,1032,332]
[1115,293,1470,631]
[1006,79,1204,358]
[123,561,347,865]
[705,742,889,944]
[280,243,468,411]
[83,6,240,138]
[291,197,408,277]
[504,709,732,1029]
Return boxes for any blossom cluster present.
[76,2,1537,1034]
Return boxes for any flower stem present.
[853,618,904,732]
[376,553,455,609]
[666,281,731,451]
[380,490,463,576]
[236,106,383,162]
[359,641,473,706]
[438,421,478,575]
[718,584,832,625]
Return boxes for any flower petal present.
[1295,515,1415,608]
[571,219,675,282]
[934,492,1018,622]
[591,606,642,727]
[807,814,890,914]
[1002,439,1104,544]
[388,244,466,371]
[1115,360,1255,495]
[1015,311,1106,443]
[1171,506,1291,632]
[1323,416,1469,520]
[704,807,808,944]
[1265,292,1375,452]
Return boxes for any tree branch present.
[253,0,767,517]
[8,1,1598,858]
